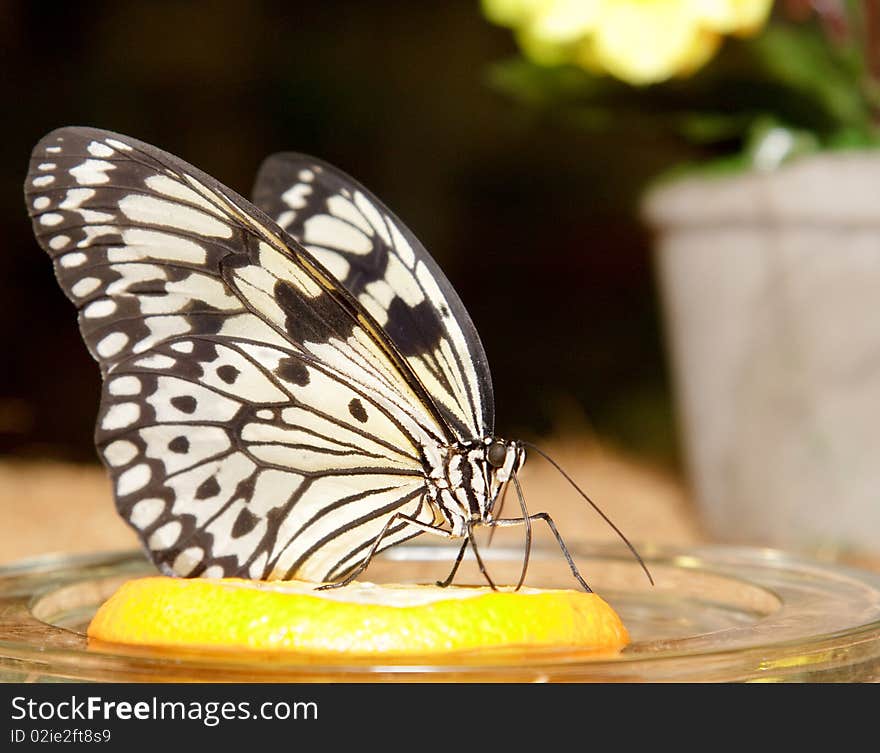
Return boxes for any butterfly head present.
[484,437,525,511]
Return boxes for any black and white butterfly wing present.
[25,127,452,582]
[252,153,494,441]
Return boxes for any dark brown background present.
[0,1,706,468]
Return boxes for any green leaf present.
[484,18,880,163]
[745,25,872,136]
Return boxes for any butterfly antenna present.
[510,470,532,592]
[519,441,654,586]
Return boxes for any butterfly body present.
[424,437,525,537]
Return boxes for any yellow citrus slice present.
[87,577,629,657]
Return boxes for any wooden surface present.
[0,437,704,567]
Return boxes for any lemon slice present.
[87,577,629,657]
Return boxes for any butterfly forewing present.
[252,153,495,441]
[25,127,452,581]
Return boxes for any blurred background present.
[2,1,878,566]
[1,1,696,463]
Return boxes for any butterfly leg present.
[465,522,499,591]
[435,538,469,587]
[486,513,593,593]
[318,513,455,590]
[433,526,501,590]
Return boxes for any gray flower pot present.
[644,151,880,557]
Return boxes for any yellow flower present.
[483,0,774,85]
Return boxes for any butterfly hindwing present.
[252,153,495,441]
[25,127,449,581]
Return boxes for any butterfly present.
[25,127,647,591]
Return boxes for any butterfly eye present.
[487,442,508,468]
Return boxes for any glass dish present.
[1,541,879,682]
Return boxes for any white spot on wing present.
[364,278,395,308]
[118,195,233,238]
[304,215,372,255]
[106,247,139,263]
[60,188,95,209]
[117,228,208,264]
[133,354,176,369]
[77,226,117,248]
[354,191,391,245]
[148,521,182,551]
[87,141,115,158]
[102,402,141,430]
[60,188,113,223]
[281,183,312,209]
[58,248,85,263]
[33,197,50,210]
[133,315,191,353]
[108,376,142,396]
[130,498,164,528]
[82,208,115,223]
[277,210,296,229]
[105,138,132,151]
[389,221,416,268]
[307,246,351,280]
[144,175,227,217]
[386,253,425,306]
[165,273,239,310]
[84,299,117,319]
[414,260,448,312]
[70,159,115,185]
[39,213,63,227]
[105,263,166,296]
[172,547,204,576]
[117,463,151,496]
[326,195,373,236]
[71,277,101,298]
[103,439,138,467]
[216,313,294,351]
[96,331,129,358]
[358,293,388,326]
[131,291,189,317]
[32,175,55,187]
